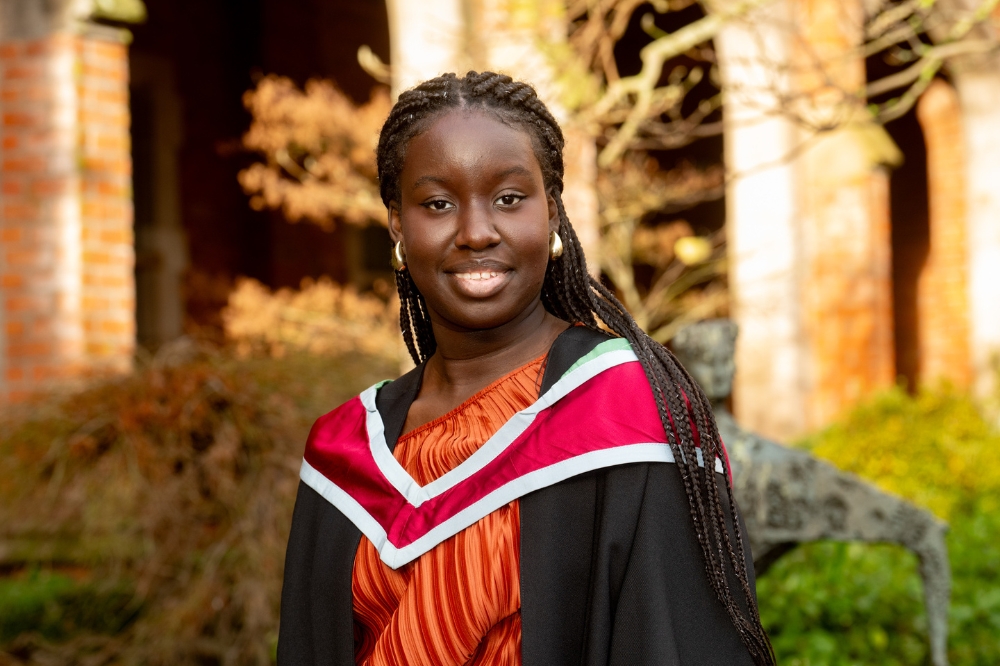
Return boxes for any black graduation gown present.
[278,326,758,665]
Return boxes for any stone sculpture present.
[672,319,951,666]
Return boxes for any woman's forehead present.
[414,108,533,149]
[401,110,543,182]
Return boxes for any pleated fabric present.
[352,356,546,666]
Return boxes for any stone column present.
[792,0,896,430]
[715,0,810,441]
[952,68,1000,401]
[386,0,464,94]
[915,78,972,388]
[130,54,187,348]
[0,1,136,402]
[717,0,898,439]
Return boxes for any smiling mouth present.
[453,270,504,280]
[449,270,511,297]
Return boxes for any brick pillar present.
[718,0,896,440]
[915,79,971,388]
[79,28,134,369]
[0,24,134,403]
[0,34,85,401]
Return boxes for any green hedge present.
[757,386,1000,664]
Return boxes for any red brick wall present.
[0,28,134,403]
[79,36,134,367]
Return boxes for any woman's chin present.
[432,298,545,334]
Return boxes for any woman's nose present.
[454,200,501,250]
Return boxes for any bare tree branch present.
[585,0,775,166]
[866,38,998,98]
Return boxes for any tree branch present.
[587,0,775,166]
[866,38,998,98]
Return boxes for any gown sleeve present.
[603,463,756,665]
[521,461,758,666]
[277,482,361,666]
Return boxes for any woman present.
[278,71,774,666]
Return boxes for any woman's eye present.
[496,194,523,207]
[424,200,453,211]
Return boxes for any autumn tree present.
[238,0,999,344]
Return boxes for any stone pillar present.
[715,0,810,441]
[793,0,896,430]
[952,69,1000,400]
[130,54,187,348]
[915,78,972,388]
[0,4,135,403]
[386,0,464,94]
[384,0,601,269]
[717,0,897,439]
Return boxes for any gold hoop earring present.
[549,231,564,259]
[391,241,407,271]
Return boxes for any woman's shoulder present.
[538,325,618,392]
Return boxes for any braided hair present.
[377,71,775,664]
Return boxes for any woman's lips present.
[448,270,511,298]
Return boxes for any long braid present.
[377,71,774,664]
[394,267,419,363]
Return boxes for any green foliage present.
[800,385,1000,520]
[947,505,1000,664]
[757,385,1000,664]
[760,542,927,665]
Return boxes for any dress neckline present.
[397,354,547,442]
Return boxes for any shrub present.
[802,385,1000,520]
[222,276,403,365]
[0,345,395,665]
[757,385,1000,664]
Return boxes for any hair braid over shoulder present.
[376,71,775,664]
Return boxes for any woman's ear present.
[547,192,560,233]
[388,203,403,243]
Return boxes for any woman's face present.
[388,109,559,333]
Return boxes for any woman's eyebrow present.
[411,165,534,190]
[412,174,448,189]
[494,165,533,180]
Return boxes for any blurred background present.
[0,0,998,663]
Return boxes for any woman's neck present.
[403,301,569,433]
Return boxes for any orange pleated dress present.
[352,356,546,666]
